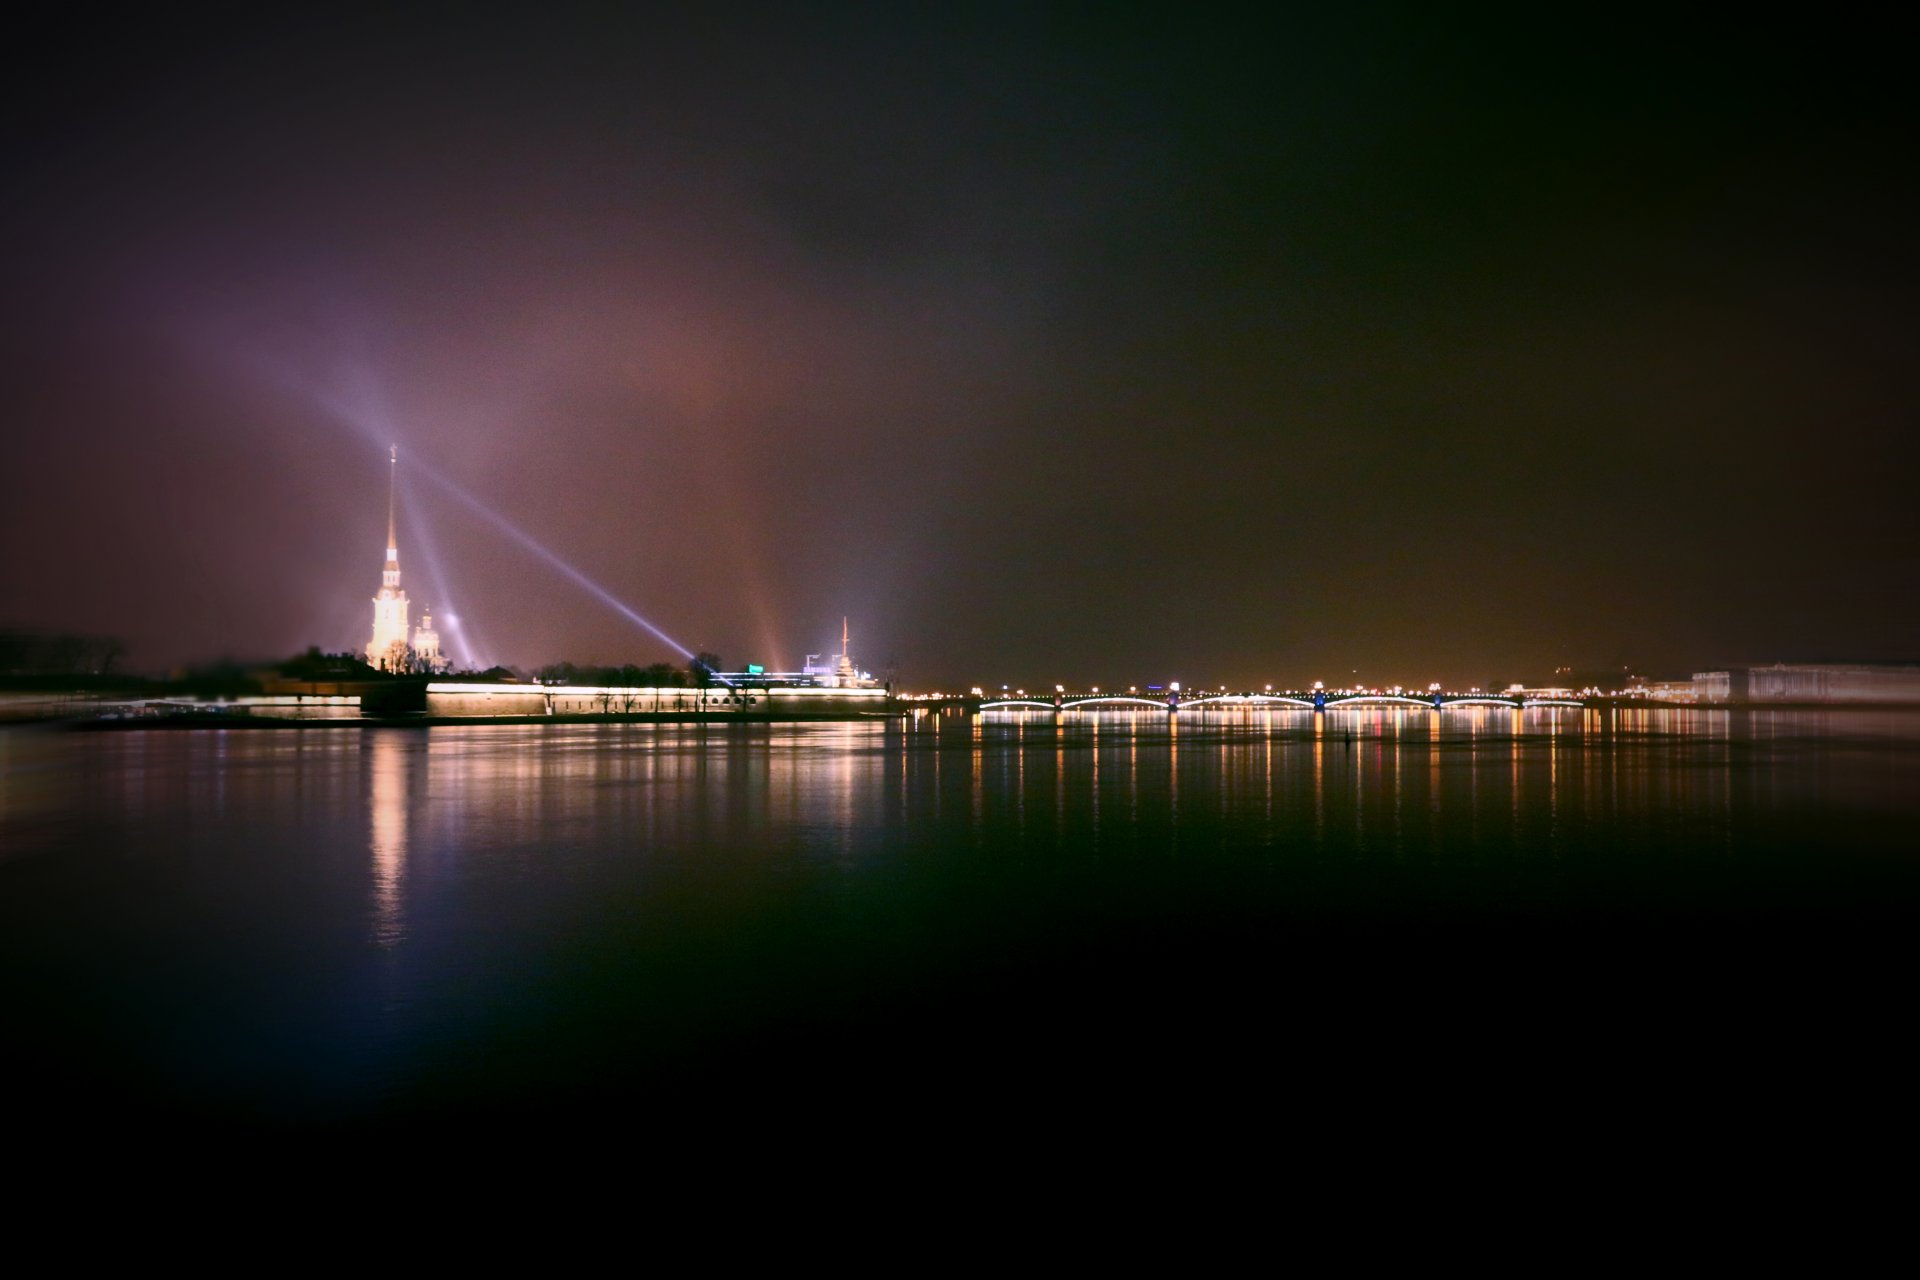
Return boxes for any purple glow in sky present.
[3,5,1917,686]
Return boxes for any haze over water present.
[4,707,1917,1144]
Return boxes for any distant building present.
[796,620,878,688]
[832,618,881,688]
[412,608,442,672]
[1635,679,1702,702]
[1506,685,1580,700]
[1742,662,1920,703]
[1692,671,1731,703]
[426,681,885,718]
[1640,664,1920,705]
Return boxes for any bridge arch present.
[1180,694,1317,709]
[1324,694,1434,709]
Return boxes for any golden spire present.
[386,444,399,561]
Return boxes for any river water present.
[3,706,1917,1144]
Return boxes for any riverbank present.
[57,709,900,731]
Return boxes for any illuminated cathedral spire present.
[386,444,399,569]
[367,445,412,671]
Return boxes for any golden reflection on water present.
[4,706,1915,948]
[1055,727,1067,842]
[1311,713,1324,848]
[971,715,983,835]
[304,704,1920,936]
[368,731,409,948]
[963,702,1847,861]
[1168,709,1180,824]
[1089,713,1100,841]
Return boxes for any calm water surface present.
[4,706,1917,1138]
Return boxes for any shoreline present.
[51,710,901,731]
[8,698,1920,732]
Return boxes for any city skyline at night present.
[3,6,1916,689]
[8,1,1920,1166]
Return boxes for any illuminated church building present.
[366,446,442,673]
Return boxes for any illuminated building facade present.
[1644,665,1920,704]
[366,446,412,671]
[1743,662,1920,703]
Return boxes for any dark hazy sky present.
[4,3,1916,687]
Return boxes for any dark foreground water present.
[4,706,1918,1149]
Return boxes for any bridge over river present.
[978,691,1587,712]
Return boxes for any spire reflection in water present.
[368,731,411,948]
[4,707,1920,1137]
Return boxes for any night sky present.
[5,4,1916,688]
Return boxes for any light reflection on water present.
[368,733,409,948]
[7,706,1917,899]
[4,707,1920,1127]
